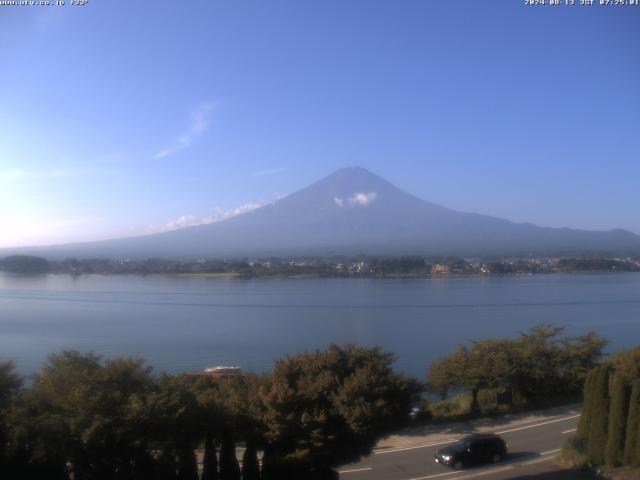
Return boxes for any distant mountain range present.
[6,167,640,259]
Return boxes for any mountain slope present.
[8,167,640,259]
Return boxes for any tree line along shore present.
[2,325,637,479]
[1,254,639,277]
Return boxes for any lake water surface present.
[1,273,639,377]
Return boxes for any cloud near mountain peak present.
[334,192,377,208]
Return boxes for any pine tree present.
[241,440,260,480]
[605,373,629,466]
[577,367,597,440]
[587,365,610,466]
[623,380,640,466]
[202,433,219,480]
[219,429,241,480]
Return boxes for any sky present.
[1,0,639,248]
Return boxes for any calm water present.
[1,272,639,377]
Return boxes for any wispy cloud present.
[252,168,283,177]
[146,201,266,234]
[334,191,378,208]
[155,102,214,159]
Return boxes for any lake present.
[1,272,639,378]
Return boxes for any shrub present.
[558,435,589,470]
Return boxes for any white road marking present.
[495,414,581,434]
[338,467,373,474]
[522,455,556,466]
[374,439,457,455]
[452,466,514,479]
[562,428,578,434]
[410,470,463,480]
[375,413,580,456]
[409,450,562,480]
[540,448,561,456]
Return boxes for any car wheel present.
[453,460,463,470]
[491,453,502,463]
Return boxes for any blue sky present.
[1,1,639,247]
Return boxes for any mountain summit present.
[10,167,640,258]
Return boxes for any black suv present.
[434,434,507,470]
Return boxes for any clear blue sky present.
[1,1,639,247]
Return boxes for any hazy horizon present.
[2,1,639,248]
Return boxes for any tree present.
[612,347,640,385]
[0,361,21,466]
[426,325,606,413]
[177,446,199,480]
[219,428,241,480]
[577,368,597,440]
[605,373,629,466]
[623,380,640,466]
[587,365,611,466]
[260,445,276,480]
[23,351,156,479]
[427,355,456,400]
[0,255,50,273]
[201,433,219,480]
[155,450,178,480]
[558,332,608,396]
[260,344,422,471]
[241,440,260,480]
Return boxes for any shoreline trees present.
[427,325,606,413]
[0,345,421,479]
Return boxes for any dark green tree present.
[201,433,219,480]
[261,344,422,471]
[177,446,199,480]
[259,445,278,480]
[0,361,22,472]
[241,439,260,480]
[612,347,640,385]
[623,380,640,466]
[427,355,456,400]
[25,352,156,479]
[219,428,241,480]
[155,450,178,480]
[427,326,606,413]
[558,332,608,396]
[586,365,611,466]
[605,373,629,466]
[0,255,50,273]
[577,367,597,440]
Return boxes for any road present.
[338,410,591,480]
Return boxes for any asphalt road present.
[338,412,584,480]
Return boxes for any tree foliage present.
[427,325,606,412]
[605,373,629,467]
[241,440,260,480]
[586,365,611,466]
[624,380,640,466]
[577,367,598,440]
[201,433,219,480]
[576,346,640,468]
[260,344,422,470]
[219,428,241,480]
[0,255,50,273]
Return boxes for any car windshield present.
[452,440,470,449]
